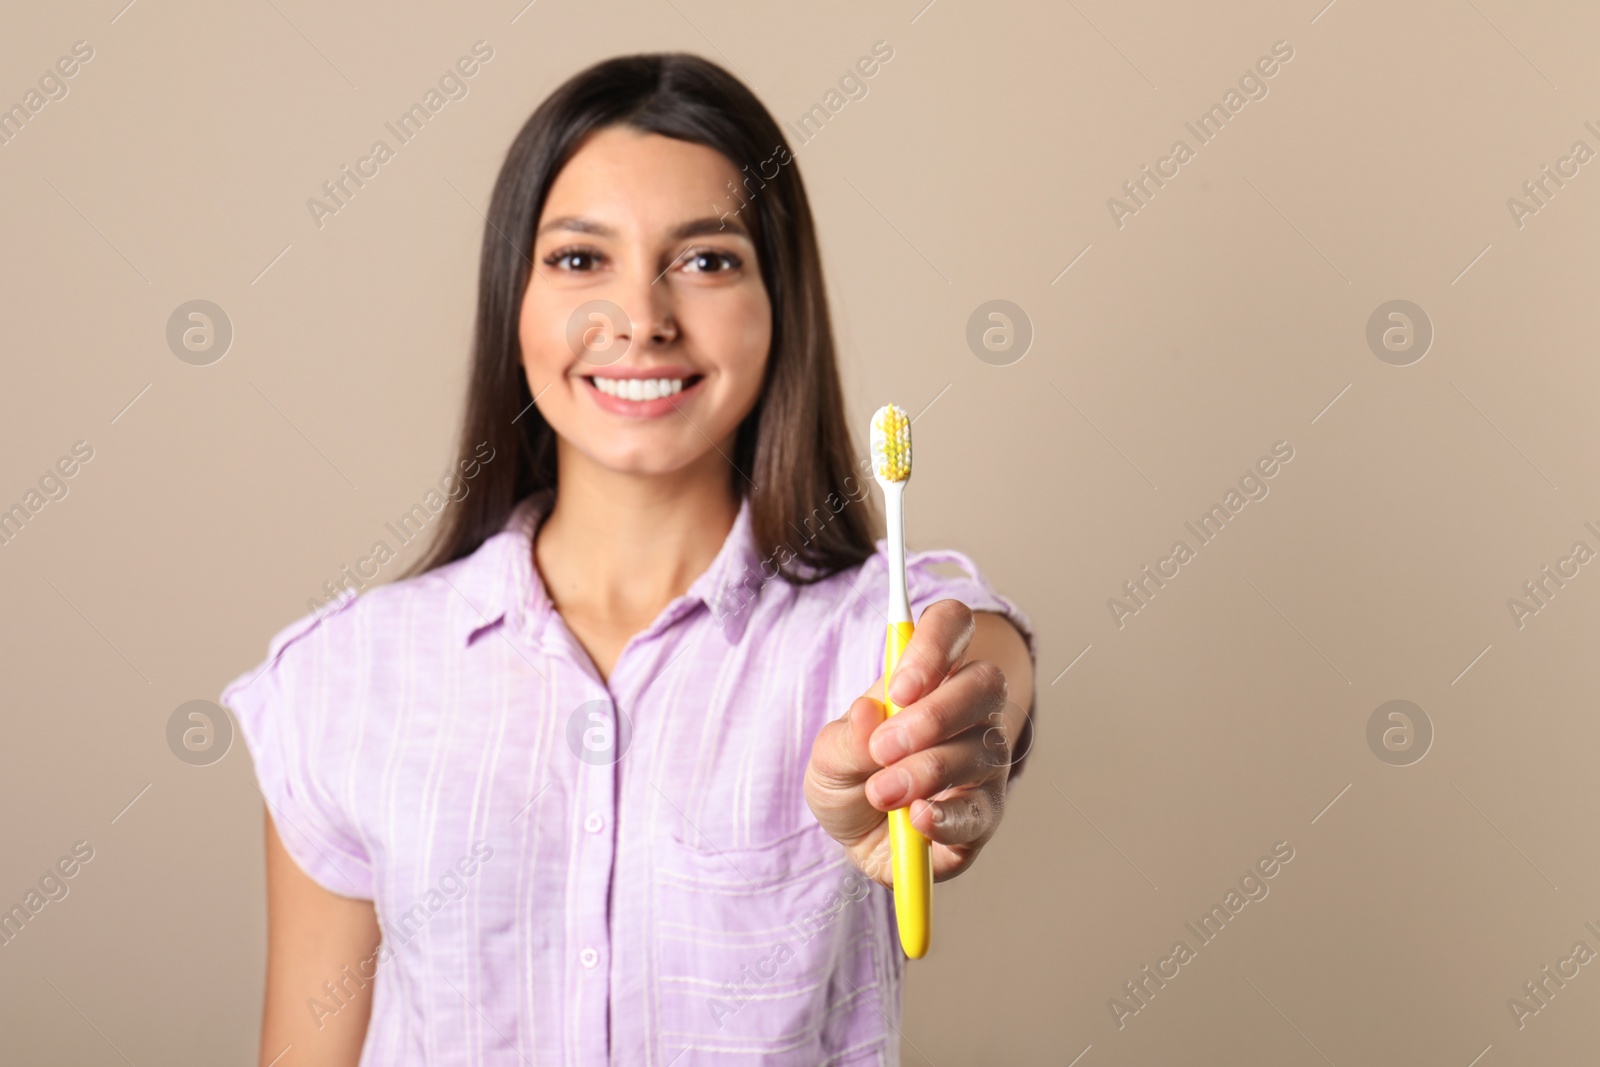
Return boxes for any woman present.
[223,51,1035,1066]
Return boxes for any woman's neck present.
[533,444,740,663]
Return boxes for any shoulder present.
[220,550,486,710]
[218,594,354,713]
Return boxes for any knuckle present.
[894,710,929,750]
[981,724,1013,767]
[959,793,985,829]
[954,794,992,840]
[970,659,1008,702]
[910,713,948,750]
[933,794,991,848]
[928,598,972,633]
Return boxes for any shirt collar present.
[447,490,766,648]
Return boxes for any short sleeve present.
[901,546,1039,791]
[220,596,375,899]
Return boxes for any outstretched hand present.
[804,600,1028,887]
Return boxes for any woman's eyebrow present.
[669,215,751,241]
[535,215,750,241]
[536,215,613,238]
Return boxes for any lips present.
[581,371,705,417]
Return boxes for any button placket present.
[570,697,617,1060]
[575,689,618,972]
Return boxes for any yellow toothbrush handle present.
[883,620,930,958]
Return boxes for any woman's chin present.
[570,443,708,480]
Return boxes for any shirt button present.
[583,812,604,834]
[579,947,599,969]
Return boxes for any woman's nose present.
[611,256,679,350]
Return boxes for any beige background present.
[2,0,1598,1063]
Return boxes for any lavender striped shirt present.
[222,490,1034,1066]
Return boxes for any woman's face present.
[520,125,772,480]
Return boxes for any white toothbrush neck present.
[883,482,910,624]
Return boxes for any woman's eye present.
[680,249,740,273]
[545,248,602,271]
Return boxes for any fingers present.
[852,837,897,889]
[887,599,976,708]
[870,657,1007,767]
[865,724,1004,816]
[811,600,1015,882]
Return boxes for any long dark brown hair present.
[405,52,876,584]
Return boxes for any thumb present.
[808,688,887,792]
[806,690,890,846]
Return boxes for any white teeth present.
[591,377,688,400]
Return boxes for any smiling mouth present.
[584,374,703,402]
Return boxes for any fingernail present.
[872,727,909,765]
[889,668,919,706]
[870,768,909,808]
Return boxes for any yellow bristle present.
[872,404,912,482]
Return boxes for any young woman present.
[224,52,1036,1067]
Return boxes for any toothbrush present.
[870,403,931,960]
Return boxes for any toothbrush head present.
[870,404,912,487]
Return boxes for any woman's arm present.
[261,812,381,1066]
[970,610,1035,784]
